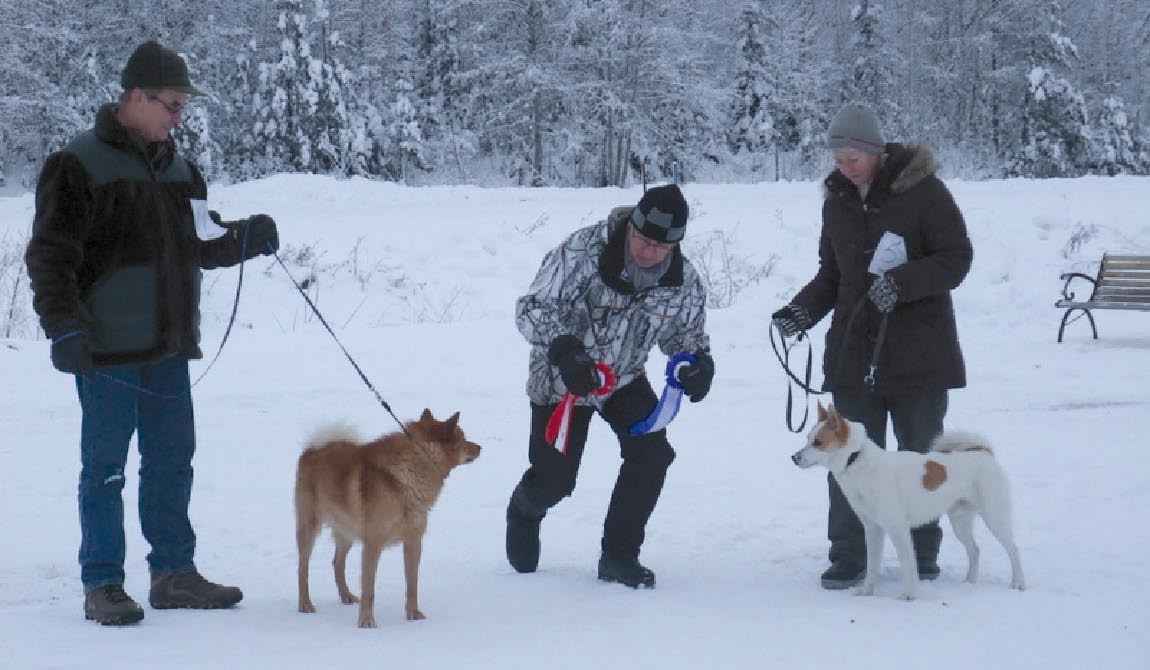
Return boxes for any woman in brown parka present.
[772,103,974,590]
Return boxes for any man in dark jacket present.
[506,184,715,588]
[772,104,973,590]
[24,41,279,625]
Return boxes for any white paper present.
[190,199,226,240]
[868,230,907,276]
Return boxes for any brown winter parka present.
[792,143,972,394]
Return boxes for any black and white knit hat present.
[630,184,689,243]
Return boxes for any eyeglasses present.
[146,94,187,116]
[629,225,676,251]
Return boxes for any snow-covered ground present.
[1,175,1147,669]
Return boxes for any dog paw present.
[897,592,917,601]
[358,615,377,628]
[854,585,875,597]
[406,608,426,621]
[1011,581,1027,591]
[298,601,316,614]
[339,592,360,604]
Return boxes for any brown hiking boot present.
[84,584,145,625]
[149,571,243,609]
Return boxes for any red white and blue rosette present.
[545,362,617,455]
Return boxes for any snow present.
[1,175,1148,668]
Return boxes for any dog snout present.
[791,450,806,467]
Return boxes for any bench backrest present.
[1095,254,1150,307]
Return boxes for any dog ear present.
[828,407,850,442]
[419,408,435,424]
[817,402,828,422]
[825,404,841,430]
[445,411,460,431]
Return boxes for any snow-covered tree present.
[251,0,357,175]
[1008,0,1091,178]
[728,3,774,156]
[1089,92,1143,175]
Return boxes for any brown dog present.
[295,409,481,628]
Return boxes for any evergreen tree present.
[251,0,356,175]
[1090,92,1142,175]
[1009,0,1090,177]
[728,3,773,157]
[841,0,899,129]
[386,66,427,183]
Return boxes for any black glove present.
[50,331,95,378]
[868,275,899,313]
[771,304,812,337]
[243,214,279,258]
[548,335,600,396]
[678,351,714,403]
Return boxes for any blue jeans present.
[76,356,197,592]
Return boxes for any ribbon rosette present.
[545,362,617,455]
[628,351,697,435]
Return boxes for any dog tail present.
[931,431,994,455]
[304,423,360,451]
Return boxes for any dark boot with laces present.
[597,553,655,589]
[84,584,145,625]
[149,570,243,609]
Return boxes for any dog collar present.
[844,450,861,469]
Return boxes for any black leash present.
[770,295,891,433]
[269,249,411,438]
[769,321,824,433]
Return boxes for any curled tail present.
[930,431,994,455]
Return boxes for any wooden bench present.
[1056,253,1150,342]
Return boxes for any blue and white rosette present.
[628,352,697,435]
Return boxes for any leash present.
[769,322,825,433]
[771,294,892,433]
[545,362,616,454]
[270,248,412,438]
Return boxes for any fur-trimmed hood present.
[824,143,939,199]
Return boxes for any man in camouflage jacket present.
[506,184,715,588]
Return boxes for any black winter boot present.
[506,496,543,573]
[820,561,865,590]
[917,558,941,581]
[598,553,655,589]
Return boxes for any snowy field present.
[1,175,1147,669]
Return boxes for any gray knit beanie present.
[827,104,885,154]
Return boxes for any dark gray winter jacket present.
[25,104,250,366]
[792,143,972,393]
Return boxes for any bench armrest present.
[1059,272,1097,302]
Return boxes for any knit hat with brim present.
[121,41,207,96]
[630,184,689,243]
[827,104,885,154]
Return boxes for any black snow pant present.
[827,389,949,568]
[511,376,676,561]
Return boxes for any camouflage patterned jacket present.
[516,207,711,406]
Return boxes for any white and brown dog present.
[791,403,1026,600]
